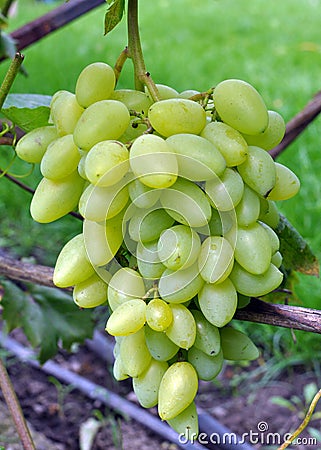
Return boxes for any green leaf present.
[269,396,296,411]
[1,280,95,364]
[276,214,319,277]
[1,93,51,132]
[104,0,125,35]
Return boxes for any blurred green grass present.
[1,0,321,308]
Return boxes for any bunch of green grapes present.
[15,62,300,440]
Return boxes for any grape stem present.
[114,46,129,85]
[0,52,24,111]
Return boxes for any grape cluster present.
[15,62,300,439]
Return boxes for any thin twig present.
[114,47,129,85]
[0,52,24,110]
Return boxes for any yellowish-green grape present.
[146,298,173,331]
[242,110,285,150]
[119,122,148,143]
[129,134,178,189]
[158,362,198,420]
[165,303,196,349]
[267,162,300,201]
[198,236,234,284]
[229,262,283,297]
[259,221,280,254]
[85,140,129,187]
[128,207,175,243]
[133,359,168,408]
[113,355,129,381]
[15,126,58,163]
[188,347,223,381]
[201,121,248,166]
[75,62,116,108]
[235,184,261,227]
[144,325,179,361]
[191,310,221,356]
[53,233,95,288]
[136,240,166,280]
[271,251,283,268]
[30,171,85,223]
[77,151,88,180]
[179,89,200,99]
[106,298,146,336]
[107,267,146,311]
[198,278,237,327]
[120,328,152,377]
[73,100,130,151]
[166,133,226,181]
[205,168,244,211]
[128,179,161,209]
[111,89,152,115]
[50,90,84,136]
[148,98,207,137]
[213,79,268,135]
[258,199,280,229]
[194,209,235,237]
[40,134,81,180]
[237,146,276,197]
[73,272,108,308]
[220,326,260,360]
[146,83,179,100]
[167,402,199,442]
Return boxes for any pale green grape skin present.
[179,89,200,98]
[146,83,179,100]
[111,89,152,115]
[136,240,166,280]
[148,98,207,137]
[191,310,221,356]
[165,304,196,349]
[237,146,276,197]
[113,355,130,381]
[235,184,261,227]
[201,121,248,167]
[75,62,116,108]
[267,162,300,201]
[158,361,198,421]
[229,262,283,297]
[50,91,84,136]
[198,236,234,284]
[242,110,286,150]
[205,168,244,211]
[128,207,175,243]
[73,272,108,308]
[106,298,146,336]
[119,122,148,144]
[157,225,201,271]
[258,199,280,229]
[128,179,161,209]
[107,267,146,311]
[158,263,204,304]
[194,209,235,237]
[234,223,272,275]
[120,328,152,377]
[15,126,58,163]
[133,359,168,408]
[53,233,95,288]
[259,221,280,254]
[167,401,199,442]
[188,346,223,381]
[220,326,260,361]
[73,100,130,151]
[40,134,81,180]
[271,251,283,268]
[129,134,178,189]
[144,325,179,361]
[146,298,173,331]
[213,79,268,135]
[77,152,88,180]
[30,171,85,223]
[198,278,238,328]
[166,133,226,181]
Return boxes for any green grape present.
[106,298,146,336]
[15,126,58,163]
[30,171,85,223]
[128,207,175,242]
[75,62,116,108]
[237,294,251,309]
[198,236,234,284]
[77,151,88,180]
[40,134,81,180]
[213,79,268,135]
[229,262,283,297]
[194,209,235,237]
[160,177,212,227]
[146,298,173,331]
[205,168,244,211]
[258,199,280,229]
[188,347,223,381]
[133,359,168,408]
[179,89,200,99]
[237,146,276,197]
[78,180,129,221]
[220,326,260,360]
[167,401,199,442]
[158,361,198,421]
[157,225,201,270]
[120,328,152,377]
[148,98,207,137]
[200,121,248,166]
[267,162,300,201]
[119,122,148,143]
[53,233,95,288]
[128,179,161,209]
[136,240,166,280]
[235,184,261,227]
[113,355,129,381]
[166,133,226,181]
[198,278,237,327]
[165,303,196,349]
[107,267,146,311]
[234,223,272,275]
[158,263,204,304]
[50,90,84,136]
[73,100,130,151]
[111,89,152,115]
[191,310,221,356]
[73,272,108,308]
[84,140,129,187]
[242,110,285,150]
[129,134,178,189]
[271,251,283,268]
[144,325,179,361]
[146,83,179,100]
[259,221,280,254]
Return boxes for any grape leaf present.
[104,0,125,35]
[0,280,94,364]
[1,93,51,132]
